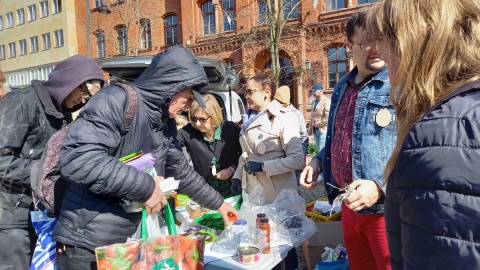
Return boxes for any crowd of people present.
[1,0,480,269]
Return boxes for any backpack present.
[30,83,138,216]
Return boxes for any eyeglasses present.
[80,84,92,100]
[244,88,262,97]
[191,115,211,124]
[350,40,374,52]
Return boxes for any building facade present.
[84,0,374,115]
[0,0,87,87]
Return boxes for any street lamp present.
[305,60,312,71]
[304,60,316,83]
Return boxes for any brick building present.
[87,0,375,115]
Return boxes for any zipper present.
[14,189,26,210]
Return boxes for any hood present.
[132,45,208,116]
[42,54,104,112]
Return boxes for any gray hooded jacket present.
[53,46,225,250]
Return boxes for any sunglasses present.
[80,85,92,100]
[191,115,211,124]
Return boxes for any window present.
[31,36,39,53]
[202,1,215,35]
[42,33,51,50]
[8,42,16,58]
[40,1,49,18]
[0,16,3,30]
[283,0,299,19]
[222,0,235,31]
[327,46,347,88]
[0,45,5,60]
[54,29,64,47]
[358,0,375,3]
[6,12,14,28]
[258,0,268,25]
[28,5,37,21]
[53,0,62,14]
[116,25,128,55]
[139,19,151,49]
[95,0,104,8]
[326,0,346,10]
[19,39,27,55]
[96,31,106,58]
[17,9,25,25]
[164,15,178,45]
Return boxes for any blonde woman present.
[368,0,480,269]
[177,94,242,198]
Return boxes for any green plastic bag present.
[141,204,177,238]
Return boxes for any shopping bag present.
[30,210,58,270]
[96,204,204,269]
[314,258,349,270]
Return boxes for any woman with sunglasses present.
[176,94,242,198]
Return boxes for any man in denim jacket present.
[300,9,396,270]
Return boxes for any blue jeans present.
[314,128,326,153]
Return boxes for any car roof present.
[96,55,238,93]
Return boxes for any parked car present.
[96,55,245,123]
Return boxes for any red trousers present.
[342,204,391,270]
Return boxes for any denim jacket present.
[312,66,396,214]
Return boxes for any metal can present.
[238,246,260,265]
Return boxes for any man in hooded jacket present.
[53,46,237,269]
[0,55,104,269]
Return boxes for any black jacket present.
[53,46,226,250]
[177,121,241,180]
[385,79,480,270]
[0,84,70,228]
[0,55,103,229]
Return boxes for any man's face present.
[63,83,89,108]
[349,26,386,76]
[169,89,195,118]
[311,90,322,99]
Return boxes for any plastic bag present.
[273,189,319,247]
[314,259,349,270]
[30,210,57,270]
[211,226,268,255]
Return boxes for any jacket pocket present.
[367,96,396,128]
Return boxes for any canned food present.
[238,246,260,264]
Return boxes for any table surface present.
[204,245,291,270]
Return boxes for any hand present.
[144,176,168,214]
[343,180,383,211]
[299,166,320,190]
[217,202,238,227]
[231,178,242,195]
[216,168,233,180]
[244,161,263,174]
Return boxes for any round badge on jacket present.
[256,143,266,154]
[375,108,392,127]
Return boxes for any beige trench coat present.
[233,100,305,204]
[307,97,331,134]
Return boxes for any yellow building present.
[0,0,85,87]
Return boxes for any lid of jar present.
[257,213,266,218]
[234,220,247,225]
[259,218,269,223]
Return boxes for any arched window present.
[202,1,215,35]
[222,0,235,31]
[164,15,178,45]
[327,46,347,88]
[96,31,106,58]
[139,19,151,49]
[115,25,128,55]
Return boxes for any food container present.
[238,246,260,265]
[187,201,202,219]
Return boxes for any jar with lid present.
[258,218,270,254]
[256,213,266,228]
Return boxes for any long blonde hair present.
[368,0,480,180]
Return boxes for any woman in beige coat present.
[231,74,304,204]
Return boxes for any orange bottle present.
[259,218,270,254]
[256,213,266,229]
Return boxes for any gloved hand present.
[231,178,242,195]
[244,161,263,175]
